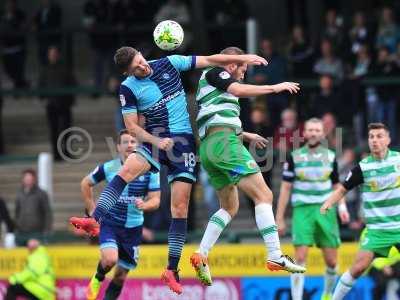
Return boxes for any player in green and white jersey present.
[190,47,306,286]
[276,118,350,300]
[321,122,400,300]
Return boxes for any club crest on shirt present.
[219,71,230,79]
[162,73,171,80]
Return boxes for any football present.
[153,20,184,51]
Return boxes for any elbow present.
[153,200,160,210]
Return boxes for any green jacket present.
[9,246,56,300]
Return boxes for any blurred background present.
[1,0,400,299]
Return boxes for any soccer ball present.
[153,20,184,51]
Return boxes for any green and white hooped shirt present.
[195,67,242,139]
[343,150,400,231]
[282,145,339,206]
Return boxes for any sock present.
[167,218,187,270]
[255,203,282,260]
[324,266,337,295]
[198,209,232,256]
[332,271,355,300]
[290,273,305,300]
[93,175,127,222]
[104,281,123,300]
[95,262,108,281]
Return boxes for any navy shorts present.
[135,133,197,183]
[99,222,142,270]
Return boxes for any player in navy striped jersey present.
[71,47,267,294]
[74,130,160,300]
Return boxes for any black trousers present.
[5,284,39,300]
[46,104,72,161]
[2,50,28,88]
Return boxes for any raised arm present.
[195,54,268,69]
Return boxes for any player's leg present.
[161,134,197,294]
[70,152,152,234]
[191,184,239,285]
[87,248,118,300]
[291,246,308,300]
[316,206,341,299]
[104,225,141,299]
[321,248,338,300]
[332,250,374,300]
[238,172,306,273]
[161,179,192,294]
[104,266,129,300]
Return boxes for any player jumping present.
[72,130,160,300]
[71,47,269,294]
[190,47,306,286]
[276,118,350,300]
[321,123,400,300]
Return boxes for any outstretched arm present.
[227,82,300,97]
[195,54,267,69]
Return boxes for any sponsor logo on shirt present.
[162,73,171,80]
[119,94,126,106]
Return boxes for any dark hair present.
[117,129,132,144]
[22,169,36,178]
[368,122,389,133]
[114,47,139,74]
[220,47,244,55]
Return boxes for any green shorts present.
[199,131,260,190]
[360,228,400,257]
[292,204,341,248]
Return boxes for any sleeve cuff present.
[191,55,197,70]
[122,108,138,115]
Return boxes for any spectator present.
[39,46,75,161]
[5,239,56,300]
[313,39,344,80]
[348,12,371,55]
[321,112,338,149]
[254,39,289,127]
[15,169,52,246]
[0,196,15,248]
[309,74,339,118]
[376,7,399,54]
[350,44,371,79]
[337,149,362,229]
[273,108,304,157]
[0,0,28,88]
[287,25,314,77]
[321,9,344,50]
[83,0,124,90]
[32,0,63,65]
[154,0,190,26]
[249,103,274,186]
[372,46,399,144]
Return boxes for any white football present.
[153,20,184,51]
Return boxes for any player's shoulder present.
[388,149,400,157]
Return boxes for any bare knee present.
[325,256,337,269]
[220,199,239,217]
[102,257,117,270]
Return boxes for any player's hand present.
[158,138,174,151]
[320,202,332,215]
[241,54,268,66]
[338,205,350,224]
[277,218,286,236]
[272,82,300,94]
[246,133,269,149]
[135,198,146,210]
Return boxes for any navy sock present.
[95,262,107,281]
[93,175,127,222]
[167,218,187,270]
[104,281,123,300]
